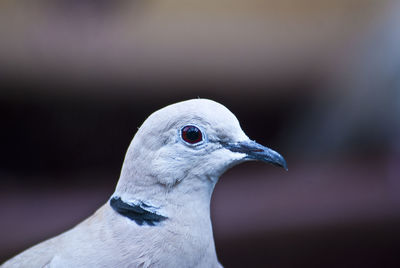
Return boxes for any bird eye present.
[181,125,203,144]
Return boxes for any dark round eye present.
[181,125,203,144]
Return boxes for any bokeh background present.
[1,0,400,267]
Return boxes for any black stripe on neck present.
[110,196,167,226]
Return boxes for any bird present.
[2,99,287,268]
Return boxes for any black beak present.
[222,140,288,170]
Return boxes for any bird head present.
[115,99,286,196]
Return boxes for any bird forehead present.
[146,99,242,132]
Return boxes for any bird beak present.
[222,140,288,170]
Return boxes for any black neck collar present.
[110,196,167,226]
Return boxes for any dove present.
[2,99,286,268]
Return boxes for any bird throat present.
[109,196,168,226]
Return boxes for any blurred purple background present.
[1,0,400,267]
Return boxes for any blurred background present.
[1,0,400,267]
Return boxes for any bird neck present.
[113,179,214,218]
[110,153,220,265]
[113,174,216,221]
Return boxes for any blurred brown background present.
[1,0,400,267]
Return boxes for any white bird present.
[2,99,287,268]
